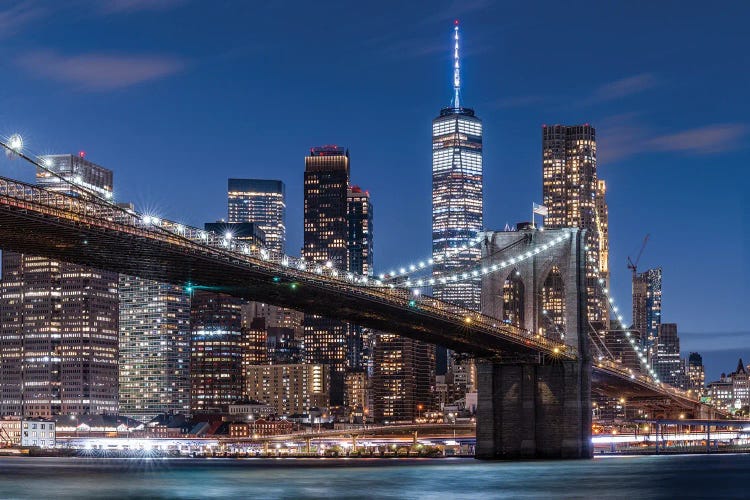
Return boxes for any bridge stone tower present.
[476,226,592,459]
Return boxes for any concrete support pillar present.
[476,358,592,459]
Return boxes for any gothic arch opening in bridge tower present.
[502,270,524,328]
[539,266,565,342]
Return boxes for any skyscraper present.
[0,154,118,418]
[432,21,482,374]
[687,352,705,392]
[119,278,191,422]
[653,323,683,388]
[372,333,435,424]
[303,146,350,268]
[228,179,286,254]
[302,146,352,404]
[347,186,373,277]
[347,186,374,371]
[542,124,607,325]
[632,267,662,354]
[189,291,246,413]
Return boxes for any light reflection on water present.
[0,454,747,499]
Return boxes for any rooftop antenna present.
[452,19,461,108]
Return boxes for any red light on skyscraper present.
[78,151,86,158]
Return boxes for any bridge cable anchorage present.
[585,251,662,386]
[396,231,573,292]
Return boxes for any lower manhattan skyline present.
[0,1,748,494]
[4,1,745,378]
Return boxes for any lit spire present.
[452,19,461,108]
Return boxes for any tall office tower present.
[0,154,118,418]
[432,21,482,374]
[189,291,246,413]
[347,186,373,277]
[542,124,607,326]
[347,186,374,371]
[119,278,191,422]
[687,352,706,392]
[372,333,435,424]
[653,323,683,387]
[227,179,286,254]
[632,267,662,355]
[303,145,351,405]
[303,146,350,267]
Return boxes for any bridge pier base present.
[475,358,592,460]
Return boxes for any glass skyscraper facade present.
[0,154,118,418]
[431,22,482,375]
[632,267,662,356]
[189,291,246,413]
[431,109,483,311]
[303,146,351,405]
[542,124,608,325]
[119,278,191,422]
[228,179,286,254]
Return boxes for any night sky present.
[0,1,747,379]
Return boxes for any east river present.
[0,454,747,498]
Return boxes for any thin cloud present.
[0,1,47,39]
[17,51,187,91]
[583,73,658,105]
[487,95,546,109]
[650,123,747,154]
[597,113,747,163]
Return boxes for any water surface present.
[0,454,746,499]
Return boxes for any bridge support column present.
[476,358,592,460]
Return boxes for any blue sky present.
[0,0,748,379]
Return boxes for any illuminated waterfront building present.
[189,291,246,413]
[227,179,286,254]
[119,278,190,422]
[542,124,607,326]
[244,364,329,416]
[0,154,118,418]
[432,21,482,374]
[372,333,434,424]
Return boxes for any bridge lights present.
[7,134,23,154]
[464,316,472,324]
[290,283,298,290]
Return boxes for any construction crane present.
[627,234,650,279]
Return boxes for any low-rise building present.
[228,418,294,438]
[21,419,56,448]
[0,417,22,446]
[227,400,275,420]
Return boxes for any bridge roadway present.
[0,174,567,359]
[0,174,704,410]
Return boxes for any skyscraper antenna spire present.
[452,19,461,108]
